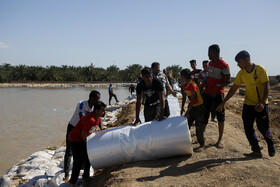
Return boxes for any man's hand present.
[171,91,177,97]
[184,112,189,119]
[81,131,87,142]
[157,114,165,121]
[255,103,265,112]
[216,101,225,112]
[180,108,185,116]
[133,118,141,126]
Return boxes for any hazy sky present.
[0,0,279,76]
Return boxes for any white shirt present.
[69,100,94,127]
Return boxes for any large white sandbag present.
[87,116,192,169]
[172,82,181,92]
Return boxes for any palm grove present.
[0,63,182,83]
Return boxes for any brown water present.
[0,87,130,176]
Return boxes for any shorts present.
[203,93,225,124]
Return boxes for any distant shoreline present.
[0,82,135,88]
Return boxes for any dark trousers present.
[144,104,161,122]
[64,123,74,174]
[109,94,119,105]
[242,104,274,152]
[164,99,170,118]
[69,141,91,184]
[188,104,205,146]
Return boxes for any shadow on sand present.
[135,156,257,182]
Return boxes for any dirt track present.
[88,86,280,187]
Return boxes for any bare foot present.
[215,139,224,149]
[63,174,70,182]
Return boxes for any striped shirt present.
[205,58,230,96]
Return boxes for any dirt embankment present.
[88,86,280,187]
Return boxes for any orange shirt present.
[182,80,203,107]
[68,112,101,142]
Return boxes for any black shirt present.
[136,78,164,106]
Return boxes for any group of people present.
[62,44,275,186]
[63,90,106,185]
[133,44,275,158]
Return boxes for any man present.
[152,62,177,118]
[203,44,230,148]
[109,83,119,105]
[217,50,275,158]
[68,101,106,185]
[133,67,165,125]
[190,59,202,86]
[163,68,172,85]
[180,68,205,151]
[129,84,136,95]
[198,60,209,91]
[199,60,216,122]
[136,73,143,84]
[63,90,101,182]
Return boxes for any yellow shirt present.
[182,80,203,107]
[234,64,269,106]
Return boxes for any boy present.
[68,101,106,185]
[180,68,204,150]
[190,59,202,86]
[217,50,275,158]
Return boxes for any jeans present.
[109,94,119,105]
[242,104,274,152]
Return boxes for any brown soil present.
[87,86,280,187]
[107,101,139,128]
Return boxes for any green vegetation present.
[0,63,182,83]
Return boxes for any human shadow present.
[136,156,257,182]
[120,155,192,170]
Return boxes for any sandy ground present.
[86,85,280,187]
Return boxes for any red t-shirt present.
[205,58,230,96]
[68,112,101,142]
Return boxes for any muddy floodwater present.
[0,86,130,176]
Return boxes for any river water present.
[0,86,130,176]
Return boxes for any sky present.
[0,0,280,76]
